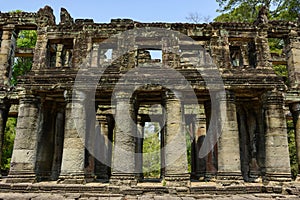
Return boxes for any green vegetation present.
[287,120,298,179]
[1,118,16,174]
[11,30,37,85]
[143,122,161,178]
[215,0,300,22]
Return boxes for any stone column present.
[209,30,231,69]
[217,91,242,181]
[204,101,217,179]
[51,107,65,180]
[194,105,207,179]
[0,99,9,178]
[164,91,190,186]
[59,90,90,184]
[263,91,291,181]
[110,92,137,186]
[8,91,40,183]
[0,25,16,85]
[135,115,145,181]
[55,44,64,67]
[94,114,110,180]
[32,28,48,70]
[286,31,300,88]
[255,28,272,69]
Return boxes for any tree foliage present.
[11,30,37,85]
[143,123,161,178]
[215,0,300,22]
[1,118,16,174]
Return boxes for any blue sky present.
[1,0,220,23]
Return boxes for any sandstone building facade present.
[0,6,299,188]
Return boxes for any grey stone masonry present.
[263,91,291,181]
[110,91,137,186]
[286,30,300,89]
[217,90,242,181]
[0,25,15,85]
[164,90,190,186]
[59,90,89,184]
[94,114,111,180]
[7,91,40,183]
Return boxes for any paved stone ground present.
[0,193,299,199]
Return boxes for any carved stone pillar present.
[32,28,48,70]
[255,29,272,69]
[0,25,16,85]
[135,115,145,181]
[263,91,291,181]
[55,44,64,67]
[164,91,190,186]
[59,90,90,183]
[217,91,242,181]
[0,99,9,178]
[51,107,65,180]
[286,31,300,89]
[290,103,300,180]
[110,92,137,186]
[8,91,40,183]
[194,105,207,179]
[204,101,217,179]
[94,114,110,180]
[209,30,231,69]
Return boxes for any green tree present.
[143,122,161,178]
[215,0,300,22]
[1,118,16,174]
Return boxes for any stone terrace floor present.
[0,180,300,199]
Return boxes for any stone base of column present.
[109,173,137,186]
[95,173,109,182]
[164,173,190,187]
[216,172,243,185]
[5,173,37,183]
[58,173,95,184]
[264,173,292,182]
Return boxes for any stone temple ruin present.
[0,5,300,197]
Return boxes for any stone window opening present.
[137,49,162,66]
[248,41,257,68]
[230,46,243,67]
[47,39,73,68]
